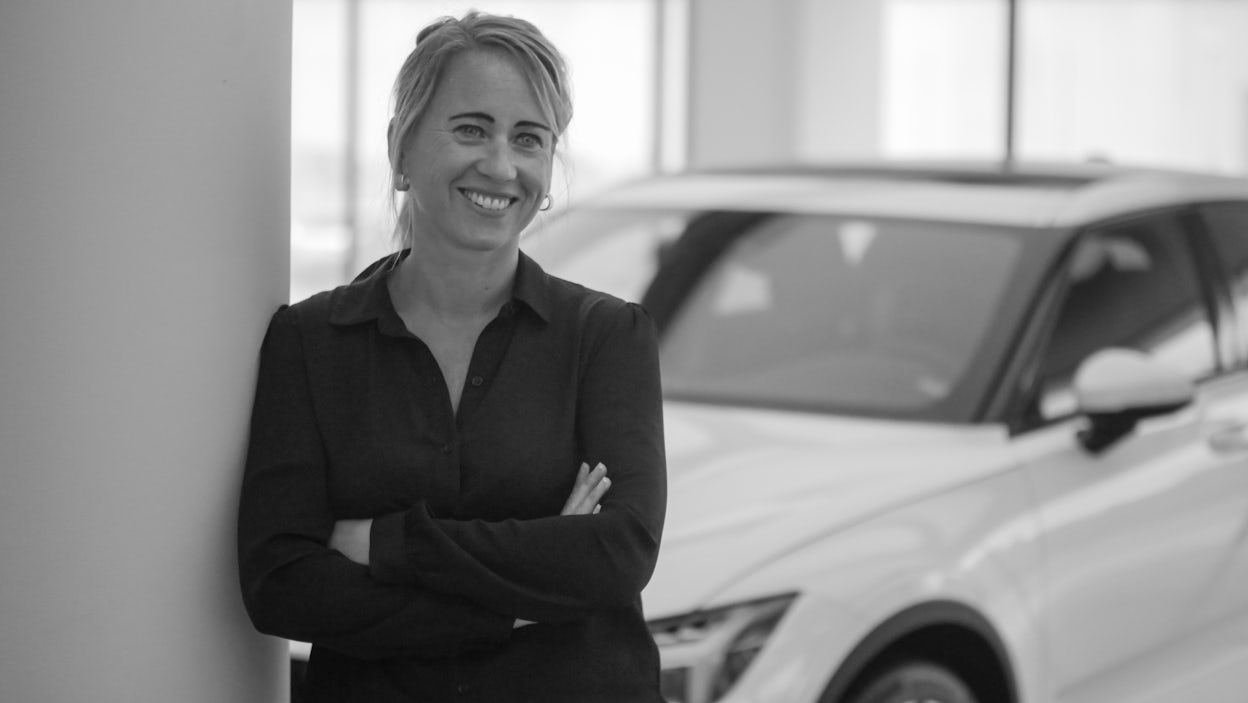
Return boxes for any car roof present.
[583,161,1248,230]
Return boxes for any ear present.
[387,118,405,189]
[541,168,554,199]
[387,117,400,154]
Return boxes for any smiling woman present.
[390,48,557,260]
[239,10,667,703]
[288,0,661,303]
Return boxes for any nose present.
[476,139,517,181]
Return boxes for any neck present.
[391,242,518,321]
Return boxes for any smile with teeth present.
[461,189,516,212]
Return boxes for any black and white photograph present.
[3,2,1248,702]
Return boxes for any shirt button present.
[441,443,453,454]
[470,376,484,387]
[457,683,468,694]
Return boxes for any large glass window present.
[1014,0,1248,174]
[882,0,1007,160]
[881,0,1248,175]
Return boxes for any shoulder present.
[537,276,658,364]
[269,287,340,331]
[542,271,651,330]
[276,250,401,332]
[260,279,367,359]
[516,251,648,328]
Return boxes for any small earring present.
[540,194,552,211]
[395,173,410,192]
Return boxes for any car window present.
[1199,202,1248,365]
[1037,214,1216,419]
[524,209,688,303]
[656,214,1024,416]
[529,206,1051,421]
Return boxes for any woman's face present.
[396,50,555,257]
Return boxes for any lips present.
[460,188,516,212]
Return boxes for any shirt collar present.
[328,249,554,329]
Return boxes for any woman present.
[237,11,667,703]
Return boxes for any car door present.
[1188,203,1248,625]
[1009,211,1248,702]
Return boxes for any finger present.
[571,463,605,500]
[592,504,601,515]
[584,462,606,483]
[561,462,592,514]
[567,475,611,516]
[581,463,610,503]
[584,475,611,509]
[562,463,610,516]
[565,477,606,516]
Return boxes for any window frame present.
[1189,201,1248,371]
[1006,205,1232,433]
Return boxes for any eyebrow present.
[449,111,553,133]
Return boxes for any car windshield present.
[525,207,1045,422]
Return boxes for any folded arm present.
[237,307,514,658]
[366,301,667,623]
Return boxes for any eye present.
[452,124,487,140]
[514,132,545,150]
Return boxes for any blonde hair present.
[388,11,573,249]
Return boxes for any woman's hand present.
[329,518,372,566]
[561,462,610,516]
[515,465,608,631]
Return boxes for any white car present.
[517,163,1248,703]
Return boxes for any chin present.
[461,229,522,254]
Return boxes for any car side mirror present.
[1073,347,1194,453]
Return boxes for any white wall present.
[0,2,291,701]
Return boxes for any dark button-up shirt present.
[237,250,667,702]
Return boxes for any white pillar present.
[686,0,883,168]
[0,2,291,702]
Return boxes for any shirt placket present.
[400,333,462,514]
[455,303,517,429]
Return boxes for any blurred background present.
[290,0,1248,302]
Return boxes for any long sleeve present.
[236,306,514,659]
[369,300,667,622]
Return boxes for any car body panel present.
[707,463,1042,703]
[646,402,1018,619]
[579,165,1248,231]
[1018,371,1248,700]
[587,175,1075,228]
[1055,607,1248,703]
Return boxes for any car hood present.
[642,401,1013,619]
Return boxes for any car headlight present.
[648,594,796,703]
